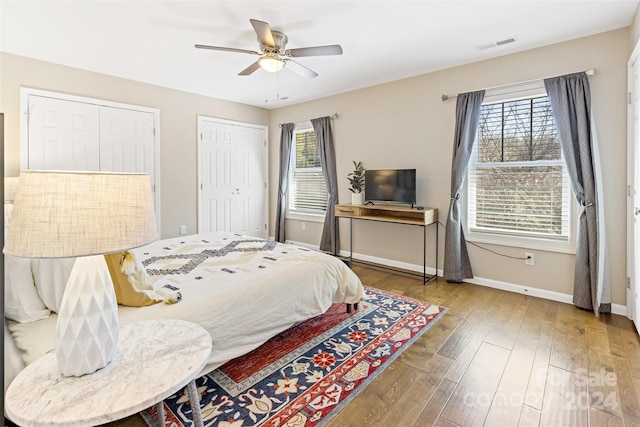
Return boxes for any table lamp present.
[3,170,158,377]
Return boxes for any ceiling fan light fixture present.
[258,55,285,72]
[195,19,341,78]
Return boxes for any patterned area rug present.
[142,286,447,427]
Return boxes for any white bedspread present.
[7,232,364,375]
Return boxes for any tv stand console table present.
[334,204,438,284]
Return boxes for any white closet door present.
[99,106,156,188]
[22,89,161,231]
[27,96,100,170]
[200,121,235,233]
[235,126,267,236]
[198,118,267,237]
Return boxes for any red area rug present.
[142,286,446,427]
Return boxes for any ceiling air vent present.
[496,37,516,46]
[475,37,516,51]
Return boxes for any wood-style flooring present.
[100,264,640,426]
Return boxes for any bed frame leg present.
[346,303,359,313]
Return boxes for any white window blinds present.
[468,95,571,240]
[288,128,328,215]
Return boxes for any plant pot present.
[351,192,364,205]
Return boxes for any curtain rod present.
[279,113,338,128]
[441,68,596,102]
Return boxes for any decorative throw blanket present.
[133,234,313,289]
[120,251,182,304]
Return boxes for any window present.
[287,126,328,218]
[466,91,574,252]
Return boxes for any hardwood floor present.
[102,264,640,427]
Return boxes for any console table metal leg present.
[424,222,439,285]
[349,217,353,264]
[423,224,427,284]
[334,216,338,256]
[435,221,439,279]
[186,380,204,427]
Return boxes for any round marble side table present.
[5,319,212,427]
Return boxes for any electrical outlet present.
[301,222,306,231]
[525,252,534,266]
[180,225,187,235]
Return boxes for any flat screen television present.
[364,169,416,206]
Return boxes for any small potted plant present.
[347,161,365,205]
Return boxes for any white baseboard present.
[465,276,627,316]
[340,250,439,276]
[285,239,320,251]
[285,240,627,317]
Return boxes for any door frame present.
[627,40,640,330]
[19,87,162,232]
[196,116,268,235]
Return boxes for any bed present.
[5,231,364,381]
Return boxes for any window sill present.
[466,230,576,255]
[286,212,326,223]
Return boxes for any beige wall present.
[269,28,629,307]
[0,52,270,239]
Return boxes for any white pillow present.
[4,255,51,323]
[6,313,57,365]
[32,258,76,313]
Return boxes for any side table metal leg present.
[155,402,166,427]
[186,380,204,427]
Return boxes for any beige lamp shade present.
[4,170,158,258]
[3,170,158,377]
[4,176,19,202]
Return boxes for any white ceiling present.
[1,1,638,109]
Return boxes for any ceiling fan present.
[195,19,343,79]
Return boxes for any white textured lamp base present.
[55,255,119,377]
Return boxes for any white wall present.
[269,28,630,308]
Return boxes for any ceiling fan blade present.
[250,19,275,48]
[238,61,261,76]
[284,60,318,79]
[287,45,343,57]
[195,44,259,55]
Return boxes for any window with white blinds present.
[287,127,328,216]
[467,95,572,242]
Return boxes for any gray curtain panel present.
[312,116,339,254]
[275,123,294,243]
[443,90,485,282]
[544,72,600,313]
